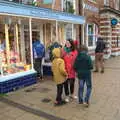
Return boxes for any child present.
[62,39,78,102]
[52,48,67,106]
[74,45,93,107]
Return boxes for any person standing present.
[74,45,93,107]
[62,39,78,102]
[94,37,106,73]
[51,48,67,106]
[32,38,45,80]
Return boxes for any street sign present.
[111,18,118,26]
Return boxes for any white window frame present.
[104,0,109,6]
[88,0,97,3]
[62,0,76,13]
[86,23,98,49]
[115,0,120,10]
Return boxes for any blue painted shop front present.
[0,1,85,93]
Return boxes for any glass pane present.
[65,24,72,40]
[43,0,53,4]
[88,35,94,46]
[0,16,32,77]
[88,24,93,35]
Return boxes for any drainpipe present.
[79,0,85,46]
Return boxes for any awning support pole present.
[29,18,34,69]
[5,24,10,65]
[56,20,58,42]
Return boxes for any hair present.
[79,45,88,52]
[66,38,75,51]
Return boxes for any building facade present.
[79,0,120,59]
[0,0,85,93]
[100,0,120,58]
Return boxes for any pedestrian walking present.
[62,39,78,102]
[74,45,93,107]
[94,37,106,73]
[51,48,67,106]
[32,38,45,80]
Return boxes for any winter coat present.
[95,37,106,53]
[74,51,93,79]
[32,40,45,59]
[63,49,78,79]
[52,48,67,85]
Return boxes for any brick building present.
[79,0,120,59]
[7,0,120,59]
[100,0,120,58]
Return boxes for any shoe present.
[65,97,70,102]
[54,100,66,106]
[101,70,104,73]
[93,70,98,72]
[70,95,78,99]
[83,102,89,107]
[78,101,83,104]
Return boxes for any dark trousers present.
[34,58,43,78]
[56,83,64,103]
[64,78,75,96]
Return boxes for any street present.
[0,56,120,120]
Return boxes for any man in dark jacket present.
[94,37,106,73]
[74,45,93,107]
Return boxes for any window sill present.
[88,46,96,50]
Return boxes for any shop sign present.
[31,10,58,19]
[84,3,99,13]
[0,1,85,24]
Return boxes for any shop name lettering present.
[84,4,99,12]
[31,10,58,18]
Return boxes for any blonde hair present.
[79,45,88,52]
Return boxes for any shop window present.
[65,24,72,40]
[115,0,120,10]
[104,0,109,6]
[88,0,96,3]
[87,23,98,47]
[43,0,53,4]
[0,16,32,76]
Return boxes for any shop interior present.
[0,16,32,77]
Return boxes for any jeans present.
[78,73,92,103]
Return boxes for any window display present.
[0,16,32,77]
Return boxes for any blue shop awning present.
[0,1,85,24]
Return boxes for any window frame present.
[86,23,98,49]
[88,0,97,3]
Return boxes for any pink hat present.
[74,40,79,46]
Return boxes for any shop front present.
[0,1,85,93]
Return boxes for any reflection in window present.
[87,24,98,47]
[0,16,32,76]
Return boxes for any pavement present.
[0,56,120,120]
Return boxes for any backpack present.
[33,40,45,58]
